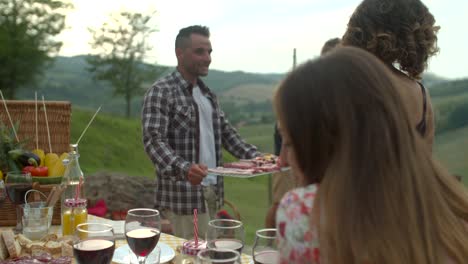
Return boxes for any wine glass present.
[125,208,161,264]
[252,229,279,264]
[197,248,241,264]
[5,171,32,233]
[206,219,245,255]
[73,223,115,264]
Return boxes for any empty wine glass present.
[206,219,245,255]
[125,208,161,264]
[5,171,32,233]
[73,223,115,264]
[252,229,279,264]
[197,248,241,264]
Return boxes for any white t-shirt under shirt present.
[192,85,217,186]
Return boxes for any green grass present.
[70,107,154,176]
[434,125,468,184]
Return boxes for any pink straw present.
[194,208,198,246]
[75,177,82,201]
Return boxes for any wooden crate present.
[0,100,71,225]
[0,184,62,226]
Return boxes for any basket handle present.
[24,189,47,205]
[223,199,241,221]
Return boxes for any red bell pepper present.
[22,166,48,177]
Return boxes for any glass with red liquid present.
[5,171,32,233]
[125,208,161,264]
[73,223,115,264]
[206,219,245,256]
[252,228,279,264]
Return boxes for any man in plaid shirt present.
[142,25,260,239]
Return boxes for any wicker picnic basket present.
[0,100,71,226]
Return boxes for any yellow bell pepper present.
[45,153,59,170]
[48,153,69,176]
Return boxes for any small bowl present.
[32,176,63,185]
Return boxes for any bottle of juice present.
[61,144,86,236]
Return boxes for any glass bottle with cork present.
[60,143,87,236]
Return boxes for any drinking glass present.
[197,248,241,264]
[73,223,115,264]
[252,229,279,264]
[206,219,245,255]
[125,208,161,264]
[5,171,32,232]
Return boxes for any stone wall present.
[84,171,156,212]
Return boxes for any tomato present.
[22,166,49,177]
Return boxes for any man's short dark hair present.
[175,25,210,49]
[321,38,341,55]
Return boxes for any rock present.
[83,172,156,212]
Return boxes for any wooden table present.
[0,215,253,263]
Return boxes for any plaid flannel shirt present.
[142,70,260,215]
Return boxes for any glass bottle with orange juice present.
[61,144,86,236]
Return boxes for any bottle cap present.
[64,198,87,208]
[69,144,79,155]
[182,239,206,256]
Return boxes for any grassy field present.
[434,125,468,184]
[72,107,468,244]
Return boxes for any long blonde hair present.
[274,47,468,263]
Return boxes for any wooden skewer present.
[47,184,66,208]
[76,105,102,145]
[42,95,52,153]
[45,186,56,206]
[0,90,19,142]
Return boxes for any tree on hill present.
[0,0,72,99]
[87,11,159,118]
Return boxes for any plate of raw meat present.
[208,154,287,178]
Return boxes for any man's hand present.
[187,164,208,185]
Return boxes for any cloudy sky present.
[58,0,468,79]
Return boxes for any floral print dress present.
[276,184,320,263]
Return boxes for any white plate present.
[112,242,175,264]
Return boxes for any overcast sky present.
[58,0,468,79]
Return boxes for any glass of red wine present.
[73,223,115,264]
[197,248,241,264]
[206,219,245,255]
[252,228,278,264]
[125,208,161,264]
[5,171,32,233]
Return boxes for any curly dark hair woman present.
[342,0,438,150]
[342,0,439,79]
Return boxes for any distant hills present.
[15,55,283,118]
[14,55,467,127]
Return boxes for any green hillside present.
[15,56,283,119]
[434,125,468,182]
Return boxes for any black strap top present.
[415,82,427,136]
